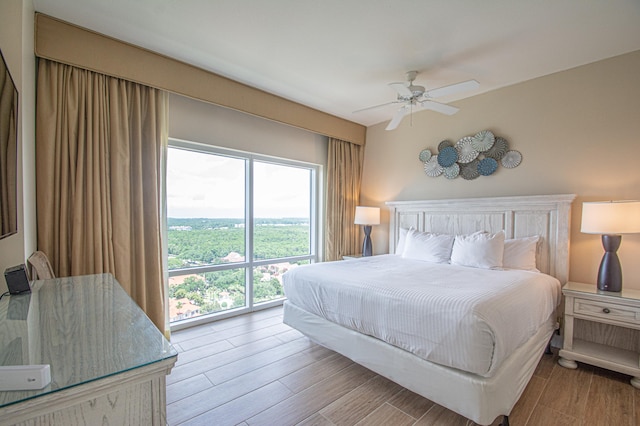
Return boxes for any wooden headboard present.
[386,194,576,284]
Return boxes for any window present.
[167,140,320,328]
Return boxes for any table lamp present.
[581,200,640,292]
[354,206,380,257]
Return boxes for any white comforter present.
[282,255,561,377]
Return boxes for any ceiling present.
[32,0,640,128]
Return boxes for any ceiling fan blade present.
[425,79,479,99]
[385,106,410,130]
[420,100,459,115]
[352,100,402,114]
[389,82,413,98]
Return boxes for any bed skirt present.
[283,300,555,425]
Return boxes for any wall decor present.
[418,130,521,180]
[424,156,444,177]
[419,149,432,162]
[437,146,458,167]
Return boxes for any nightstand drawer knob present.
[603,308,611,314]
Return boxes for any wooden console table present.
[0,274,177,425]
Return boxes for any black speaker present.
[4,264,31,295]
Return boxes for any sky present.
[167,147,312,219]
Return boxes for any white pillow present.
[401,229,454,263]
[395,227,410,255]
[503,236,540,272]
[450,231,505,269]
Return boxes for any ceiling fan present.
[355,71,480,130]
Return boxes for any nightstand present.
[558,281,640,388]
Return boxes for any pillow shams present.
[450,231,505,269]
[400,228,540,271]
[401,229,454,263]
[395,227,410,255]
[503,236,540,272]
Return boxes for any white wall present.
[361,50,640,289]
[0,0,36,293]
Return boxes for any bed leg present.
[500,415,510,426]
[545,341,552,355]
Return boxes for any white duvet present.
[282,255,561,377]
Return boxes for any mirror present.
[0,48,18,239]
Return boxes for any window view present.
[167,143,318,325]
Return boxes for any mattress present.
[282,254,561,377]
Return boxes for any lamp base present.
[362,225,373,257]
[597,234,622,292]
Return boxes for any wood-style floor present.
[167,306,640,426]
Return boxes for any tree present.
[168,218,307,318]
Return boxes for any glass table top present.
[0,273,177,407]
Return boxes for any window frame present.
[167,138,322,331]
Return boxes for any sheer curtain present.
[36,59,168,333]
[325,137,364,261]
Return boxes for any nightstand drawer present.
[574,298,640,325]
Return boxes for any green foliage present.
[173,288,187,299]
[167,227,245,267]
[254,226,310,260]
[169,218,307,321]
[254,276,284,303]
[167,218,310,267]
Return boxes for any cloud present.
[168,147,312,218]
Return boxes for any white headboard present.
[386,194,576,284]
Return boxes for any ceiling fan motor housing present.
[408,84,425,98]
[404,71,425,99]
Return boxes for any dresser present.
[0,274,177,425]
[558,281,640,388]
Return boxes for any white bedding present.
[283,254,561,377]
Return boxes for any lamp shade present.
[581,201,640,234]
[354,206,380,225]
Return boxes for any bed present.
[282,194,575,425]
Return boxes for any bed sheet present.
[282,254,561,377]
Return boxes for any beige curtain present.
[36,59,168,333]
[0,60,17,237]
[325,137,364,261]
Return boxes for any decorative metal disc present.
[424,156,444,177]
[455,137,479,164]
[477,157,498,176]
[460,159,480,180]
[472,130,495,152]
[484,137,509,160]
[443,163,460,179]
[418,149,432,162]
[437,146,458,167]
[501,150,522,168]
[438,140,453,151]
